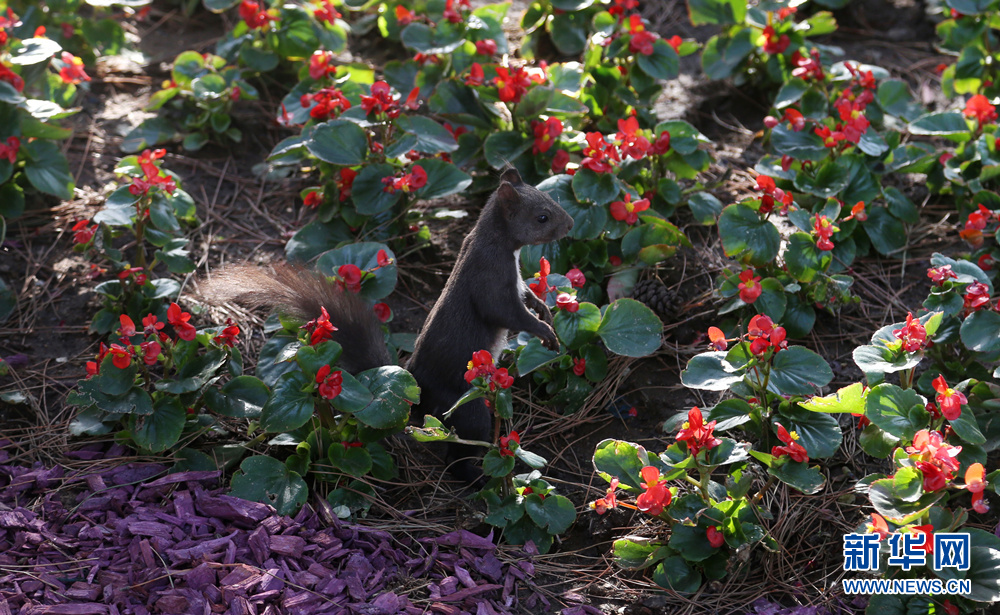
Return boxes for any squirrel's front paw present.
[540,325,559,351]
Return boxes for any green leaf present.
[865,383,926,440]
[908,111,971,138]
[799,382,868,414]
[770,123,828,161]
[516,337,561,375]
[315,242,398,301]
[592,438,647,489]
[328,443,373,477]
[23,140,73,199]
[400,22,465,55]
[784,232,832,283]
[718,203,780,267]
[858,423,899,458]
[652,557,702,593]
[306,120,368,165]
[132,396,185,453]
[636,39,679,80]
[687,192,723,224]
[868,477,943,524]
[210,375,270,418]
[960,310,1000,353]
[230,455,308,516]
[668,523,718,562]
[553,302,601,350]
[260,371,316,433]
[680,351,744,391]
[10,38,62,66]
[966,546,1000,603]
[549,12,588,55]
[524,493,575,534]
[330,370,375,414]
[483,131,533,169]
[394,115,458,154]
[482,449,516,477]
[414,159,472,200]
[950,410,986,445]
[768,458,825,494]
[768,346,833,395]
[776,405,842,459]
[597,298,662,357]
[613,538,661,570]
[571,167,620,206]
[121,117,176,153]
[687,0,746,25]
[793,158,851,198]
[353,366,418,430]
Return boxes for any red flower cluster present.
[927,265,958,285]
[303,306,338,345]
[813,214,837,251]
[964,94,998,125]
[213,319,240,347]
[892,312,927,352]
[528,257,551,300]
[337,264,363,293]
[0,63,23,92]
[959,204,995,247]
[303,190,323,208]
[771,424,809,463]
[581,133,621,173]
[755,175,793,215]
[932,375,966,421]
[532,117,562,154]
[834,99,870,143]
[626,15,657,56]
[905,429,962,492]
[609,193,649,225]
[443,0,469,23]
[315,365,343,399]
[791,49,824,81]
[119,265,147,286]
[648,130,671,155]
[58,52,90,84]
[0,136,19,164]
[0,9,16,46]
[565,268,586,288]
[139,340,161,366]
[590,477,618,515]
[475,39,497,56]
[71,220,98,245]
[494,65,543,103]
[764,108,806,132]
[361,81,399,117]
[866,513,891,540]
[608,0,638,19]
[843,201,867,222]
[760,25,789,55]
[382,165,427,194]
[308,51,337,80]
[965,463,989,514]
[636,466,671,515]
[675,406,721,457]
[963,281,992,312]
[239,0,276,29]
[737,269,762,304]
[464,349,496,384]
[498,430,520,457]
[394,5,415,26]
[302,86,351,120]
[313,0,340,24]
[129,150,176,197]
[167,302,197,341]
[707,326,732,351]
[572,357,586,377]
[337,168,357,201]
[373,302,391,323]
[556,292,579,313]
[747,314,787,356]
[706,526,725,548]
[616,116,650,159]
[465,63,485,86]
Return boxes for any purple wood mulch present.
[0,443,575,615]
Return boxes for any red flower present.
[813,214,837,251]
[626,15,656,56]
[551,149,570,174]
[892,312,927,352]
[866,513,890,540]
[239,0,276,29]
[581,132,620,174]
[556,292,579,313]
[119,315,137,337]
[493,65,540,103]
[609,193,649,225]
[395,5,415,26]
[361,81,398,117]
[563,268,585,289]
[591,477,619,514]
[499,430,520,457]
[304,190,323,208]
[303,306,338,345]
[0,63,24,92]
[337,167,357,201]
[706,526,725,548]
[648,130,671,155]
[835,99,870,144]
[737,269,762,304]
[906,429,962,492]
[911,525,934,554]
[933,375,966,421]
[528,257,551,300]
[373,302,391,322]
[313,0,341,24]
[213,319,240,347]
[844,201,867,222]
[336,264,362,293]
[491,367,514,390]
[465,62,485,86]
[616,116,650,159]
[966,463,990,514]
[129,159,176,197]
[142,314,164,336]
[771,424,809,463]
[166,303,197,341]
[316,364,343,400]
[108,344,132,369]
[532,117,562,154]
[302,86,352,120]
[964,281,992,312]
[71,220,97,245]
[760,25,790,55]
[572,358,586,377]
[308,50,336,80]
[443,0,463,23]
[465,349,497,384]
[666,35,683,53]
[636,466,671,516]
[0,136,19,163]
[675,406,721,456]
[964,94,998,125]
[140,340,161,366]
[475,39,497,56]
[383,165,427,194]
[707,326,729,351]
[791,49,824,81]
[58,52,90,84]
[978,253,996,271]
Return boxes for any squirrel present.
[202,167,574,482]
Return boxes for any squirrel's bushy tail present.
[200,263,392,374]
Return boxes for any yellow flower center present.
[789,430,800,440]
[682,421,690,430]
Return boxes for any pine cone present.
[631,279,679,318]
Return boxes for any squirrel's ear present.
[500,167,522,185]
[497,181,519,208]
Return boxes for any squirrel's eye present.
[537,214,549,223]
